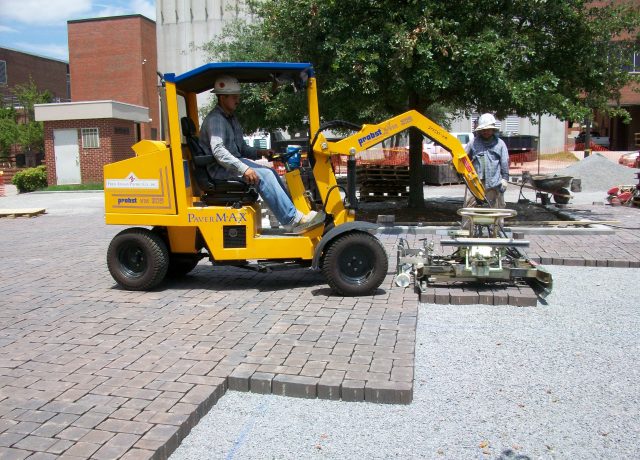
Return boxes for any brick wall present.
[0,47,69,103]
[44,119,136,185]
[68,15,159,140]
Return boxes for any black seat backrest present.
[181,117,211,166]
[181,117,214,191]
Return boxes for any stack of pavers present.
[357,165,410,201]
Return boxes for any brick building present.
[0,47,69,106]
[68,15,159,140]
[36,14,159,185]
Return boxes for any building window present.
[151,128,158,140]
[505,115,519,135]
[81,128,100,148]
[114,127,130,135]
[0,60,6,85]
[629,51,640,73]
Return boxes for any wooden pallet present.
[357,165,410,182]
[359,189,409,202]
[0,208,46,218]
[424,163,463,185]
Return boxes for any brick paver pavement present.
[0,203,638,459]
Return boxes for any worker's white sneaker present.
[285,210,325,233]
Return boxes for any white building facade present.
[156,0,251,77]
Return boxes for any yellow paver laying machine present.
[104,62,485,296]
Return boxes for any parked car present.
[575,131,610,149]
[618,151,640,168]
[419,139,451,164]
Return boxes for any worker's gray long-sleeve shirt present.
[198,105,258,180]
[465,134,509,190]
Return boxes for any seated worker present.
[199,75,324,232]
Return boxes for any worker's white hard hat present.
[211,75,242,94]
[475,113,499,131]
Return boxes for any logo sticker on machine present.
[105,172,159,189]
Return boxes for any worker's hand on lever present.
[258,149,275,160]
[243,167,260,185]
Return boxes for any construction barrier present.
[270,143,633,179]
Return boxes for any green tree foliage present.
[0,106,18,161]
[13,77,52,123]
[18,120,44,153]
[203,0,640,205]
[0,79,51,160]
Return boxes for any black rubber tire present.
[166,254,200,278]
[107,228,169,290]
[554,188,571,205]
[322,232,388,296]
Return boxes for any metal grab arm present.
[311,110,486,202]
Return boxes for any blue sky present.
[0,0,156,62]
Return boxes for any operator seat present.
[180,117,258,206]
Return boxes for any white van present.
[450,132,474,148]
[422,132,474,163]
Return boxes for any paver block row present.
[419,282,538,306]
[226,370,413,404]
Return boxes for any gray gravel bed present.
[170,265,640,460]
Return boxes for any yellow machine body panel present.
[188,204,320,260]
[104,140,177,217]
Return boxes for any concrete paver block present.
[365,381,413,404]
[272,375,317,399]
[340,380,365,402]
[249,373,275,394]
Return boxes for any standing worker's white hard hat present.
[211,75,242,94]
[475,113,499,131]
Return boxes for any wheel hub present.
[119,245,146,277]
[339,246,373,283]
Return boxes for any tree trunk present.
[408,127,425,208]
[407,90,426,209]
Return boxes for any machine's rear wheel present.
[322,232,388,296]
[107,228,169,290]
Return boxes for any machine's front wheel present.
[322,232,388,296]
[107,228,169,290]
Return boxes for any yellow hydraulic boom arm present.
[311,110,486,202]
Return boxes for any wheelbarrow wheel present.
[107,228,169,290]
[322,232,388,296]
[553,188,571,205]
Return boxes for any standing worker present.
[462,113,510,230]
[199,75,324,233]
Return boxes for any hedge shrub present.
[12,165,47,193]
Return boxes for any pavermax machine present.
[104,61,490,296]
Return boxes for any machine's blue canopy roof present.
[164,62,315,94]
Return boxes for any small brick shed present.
[35,101,149,185]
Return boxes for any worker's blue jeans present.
[240,158,298,225]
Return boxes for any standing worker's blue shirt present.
[198,105,258,180]
[465,134,509,191]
